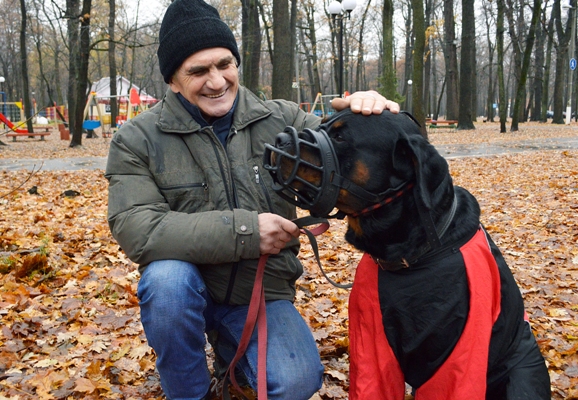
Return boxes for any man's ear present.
[168,77,180,94]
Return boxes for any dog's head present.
[264,109,455,256]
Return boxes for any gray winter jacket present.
[105,86,321,305]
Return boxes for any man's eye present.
[218,62,233,70]
[189,69,207,77]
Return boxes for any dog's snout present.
[275,131,295,151]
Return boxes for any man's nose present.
[205,67,226,89]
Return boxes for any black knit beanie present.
[157,0,241,83]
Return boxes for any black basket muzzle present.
[263,126,341,218]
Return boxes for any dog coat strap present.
[415,227,501,400]
[349,253,405,399]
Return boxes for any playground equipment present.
[0,111,53,141]
[82,92,104,137]
[83,87,152,136]
[0,111,28,133]
[300,93,341,117]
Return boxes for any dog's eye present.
[331,134,345,143]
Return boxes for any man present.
[105,0,400,399]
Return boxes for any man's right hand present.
[258,213,300,255]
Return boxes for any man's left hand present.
[331,90,400,115]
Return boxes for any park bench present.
[429,119,458,130]
[5,124,53,141]
[6,131,52,141]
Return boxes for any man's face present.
[169,47,239,122]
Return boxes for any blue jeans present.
[137,260,324,400]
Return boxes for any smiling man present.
[105,0,399,399]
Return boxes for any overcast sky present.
[125,0,167,23]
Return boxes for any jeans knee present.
[139,259,205,296]
[268,361,323,400]
[138,260,207,322]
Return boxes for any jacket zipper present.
[209,135,235,210]
[213,127,240,304]
[253,165,274,211]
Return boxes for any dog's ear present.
[393,119,450,211]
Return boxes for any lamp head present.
[328,0,342,15]
[342,0,357,12]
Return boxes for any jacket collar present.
[156,86,272,134]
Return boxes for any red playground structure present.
[0,111,28,133]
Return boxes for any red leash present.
[222,217,331,400]
[223,254,269,399]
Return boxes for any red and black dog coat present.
[349,225,550,399]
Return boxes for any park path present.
[1,136,578,171]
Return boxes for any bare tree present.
[354,0,372,92]
[457,0,476,129]
[541,11,555,121]
[443,0,459,120]
[108,0,118,128]
[401,1,413,110]
[497,0,508,132]
[301,0,322,100]
[504,0,528,123]
[272,0,292,99]
[510,0,542,131]
[19,0,34,133]
[381,0,398,99]
[411,0,428,136]
[68,0,93,147]
[482,0,496,122]
[242,0,262,93]
[531,9,546,121]
[552,0,572,123]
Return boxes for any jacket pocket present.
[158,182,212,212]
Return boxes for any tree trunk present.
[532,16,545,121]
[443,0,459,120]
[497,0,507,132]
[290,0,297,101]
[258,1,273,69]
[423,0,433,117]
[19,0,34,133]
[303,4,321,100]
[381,0,397,99]
[510,0,541,131]
[458,0,476,130]
[241,0,261,94]
[483,0,495,122]
[553,0,571,124]
[108,0,118,130]
[402,3,413,110]
[67,0,80,143]
[504,0,526,123]
[541,15,554,121]
[272,0,292,99]
[411,0,428,137]
[355,2,371,92]
[70,0,92,147]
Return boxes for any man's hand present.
[258,213,300,255]
[331,90,400,115]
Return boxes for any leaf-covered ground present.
[0,122,577,399]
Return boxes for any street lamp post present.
[564,1,577,124]
[329,0,356,98]
[407,80,413,114]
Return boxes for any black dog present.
[264,110,550,399]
